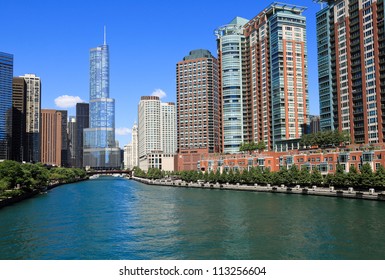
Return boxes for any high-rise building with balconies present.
[316,0,385,144]
[215,3,309,152]
[20,74,41,163]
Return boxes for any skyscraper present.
[83,30,120,169]
[176,49,221,170]
[12,77,27,162]
[316,0,385,144]
[20,74,41,163]
[161,102,177,155]
[132,123,138,168]
[215,3,309,152]
[75,103,89,168]
[138,96,161,167]
[0,52,13,160]
[138,96,175,171]
[215,18,250,154]
[41,109,62,166]
[123,144,133,170]
[68,116,76,167]
[57,110,68,167]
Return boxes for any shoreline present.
[132,177,385,202]
[0,178,88,210]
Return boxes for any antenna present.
[104,26,107,45]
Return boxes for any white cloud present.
[115,127,132,136]
[55,95,85,108]
[151,89,167,99]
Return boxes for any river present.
[0,176,384,259]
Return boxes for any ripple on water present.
[1,178,385,259]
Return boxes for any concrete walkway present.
[133,177,385,202]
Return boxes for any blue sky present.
[1,0,323,147]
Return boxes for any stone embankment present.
[133,177,385,202]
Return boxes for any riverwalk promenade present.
[133,177,385,202]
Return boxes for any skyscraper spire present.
[104,25,107,45]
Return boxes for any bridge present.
[86,170,132,176]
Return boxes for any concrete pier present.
[133,177,384,202]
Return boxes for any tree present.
[298,168,311,187]
[0,160,24,188]
[262,168,272,185]
[360,163,374,189]
[310,168,323,187]
[233,169,241,184]
[241,168,252,184]
[333,164,346,188]
[273,166,290,186]
[256,141,267,152]
[208,170,216,183]
[227,169,235,184]
[374,165,385,190]
[214,169,221,184]
[347,165,359,187]
[299,130,351,148]
[288,165,300,186]
[239,141,257,154]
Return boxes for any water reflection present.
[0,177,385,260]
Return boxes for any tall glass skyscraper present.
[0,52,13,160]
[83,31,120,169]
[216,3,309,152]
[216,17,250,154]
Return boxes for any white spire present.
[104,26,107,45]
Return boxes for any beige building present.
[138,96,176,171]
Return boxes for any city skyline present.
[0,0,322,146]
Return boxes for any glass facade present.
[83,41,120,169]
[75,103,89,168]
[0,52,13,160]
[269,10,308,146]
[215,17,249,154]
[317,7,334,131]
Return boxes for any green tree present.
[219,170,228,184]
[347,165,359,187]
[227,169,235,184]
[214,169,221,184]
[0,160,24,187]
[310,168,323,186]
[298,168,311,187]
[262,168,272,185]
[233,169,241,184]
[273,166,290,186]
[333,164,346,188]
[324,173,334,187]
[241,168,252,184]
[256,141,267,152]
[239,141,257,154]
[208,170,216,183]
[360,163,374,189]
[203,171,209,182]
[374,165,385,190]
[288,165,300,186]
